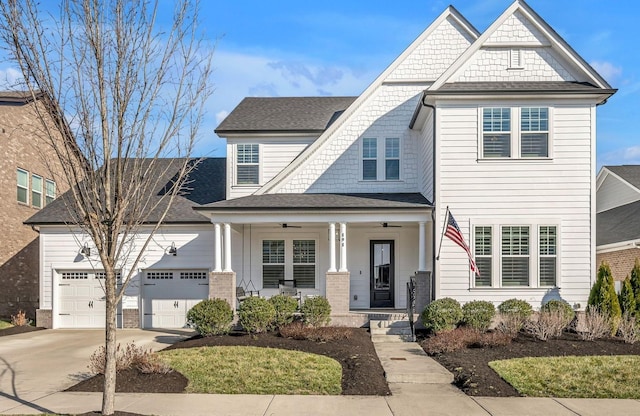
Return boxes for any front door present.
[370,240,394,308]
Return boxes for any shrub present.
[301,296,331,327]
[10,310,30,327]
[238,296,276,333]
[496,299,532,335]
[186,299,234,336]
[88,342,172,374]
[269,294,299,328]
[525,310,568,341]
[619,276,636,316]
[579,308,611,341]
[618,312,640,344]
[588,262,622,335]
[421,298,463,333]
[541,299,575,323]
[461,300,495,331]
[279,321,308,340]
[630,258,640,313]
[279,321,352,342]
[421,327,512,355]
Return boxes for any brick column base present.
[414,271,432,315]
[36,309,52,328]
[209,271,236,310]
[123,309,140,328]
[326,271,350,317]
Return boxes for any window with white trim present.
[474,226,492,287]
[362,138,377,180]
[32,174,43,208]
[482,108,511,158]
[262,238,317,289]
[17,168,28,204]
[236,144,259,185]
[480,107,551,159]
[293,240,316,288]
[539,226,557,286]
[385,138,400,180]
[263,240,285,288]
[521,107,549,157]
[45,179,56,205]
[501,226,530,286]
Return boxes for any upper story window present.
[45,179,56,205]
[32,174,43,208]
[236,144,259,185]
[17,168,28,204]
[481,107,550,159]
[362,137,401,181]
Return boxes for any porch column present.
[214,222,222,272]
[419,221,427,272]
[328,222,337,272]
[339,222,347,272]
[223,223,232,272]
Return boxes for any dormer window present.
[236,144,259,185]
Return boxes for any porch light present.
[168,242,178,256]
[80,243,91,257]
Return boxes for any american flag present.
[445,210,479,276]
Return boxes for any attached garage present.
[57,271,108,328]
[142,270,209,328]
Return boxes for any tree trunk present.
[102,271,118,415]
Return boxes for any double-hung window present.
[293,240,316,288]
[385,138,400,180]
[539,226,557,286]
[262,240,285,288]
[521,107,549,157]
[481,107,550,159]
[501,226,529,286]
[17,168,28,204]
[31,174,43,208]
[236,144,259,185]
[482,108,511,158]
[262,239,317,289]
[474,226,492,287]
[362,138,377,180]
[45,179,56,205]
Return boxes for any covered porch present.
[194,193,433,321]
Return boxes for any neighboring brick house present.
[596,166,640,281]
[0,92,67,320]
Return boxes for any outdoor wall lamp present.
[167,242,178,256]
[80,243,91,257]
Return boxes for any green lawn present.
[160,346,342,395]
[489,355,640,398]
[0,320,13,330]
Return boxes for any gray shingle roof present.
[433,81,616,95]
[25,158,226,225]
[597,200,640,246]
[195,193,432,211]
[215,96,357,134]
[605,166,640,191]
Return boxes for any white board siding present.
[40,226,214,312]
[418,110,434,201]
[597,174,640,213]
[436,103,594,308]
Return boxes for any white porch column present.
[419,221,427,272]
[214,223,222,272]
[223,223,232,272]
[339,222,347,272]
[328,222,337,272]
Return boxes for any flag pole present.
[436,206,449,261]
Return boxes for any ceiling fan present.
[281,223,302,229]
[381,222,402,228]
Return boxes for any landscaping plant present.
[618,312,640,344]
[238,296,276,333]
[10,310,30,327]
[619,276,636,316]
[422,326,512,355]
[525,309,568,341]
[588,262,621,335]
[579,308,611,341]
[268,294,299,328]
[89,342,171,375]
[187,299,234,336]
[630,258,640,313]
[421,297,463,333]
[496,298,532,335]
[301,296,331,327]
[461,300,496,331]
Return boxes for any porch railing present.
[406,275,416,342]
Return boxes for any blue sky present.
[1,1,637,170]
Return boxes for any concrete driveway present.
[0,328,192,412]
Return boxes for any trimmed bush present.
[238,296,276,333]
[186,299,233,336]
[630,258,640,313]
[619,276,636,316]
[301,296,331,327]
[269,294,299,328]
[421,327,512,355]
[461,300,496,331]
[588,262,622,335]
[541,299,575,323]
[496,299,533,335]
[421,297,463,333]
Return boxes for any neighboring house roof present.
[215,96,357,134]
[25,157,226,225]
[195,193,432,211]
[597,200,640,247]
[604,166,640,191]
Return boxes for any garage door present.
[58,271,107,328]
[142,270,209,328]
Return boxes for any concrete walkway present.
[2,334,640,415]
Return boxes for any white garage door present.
[142,270,209,328]
[58,271,107,328]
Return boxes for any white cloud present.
[215,110,229,125]
[590,60,622,84]
[0,67,24,89]
[598,145,640,169]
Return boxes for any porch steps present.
[370,319,414,343]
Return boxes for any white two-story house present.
[29,0,615,328]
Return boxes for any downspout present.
[422,94,437,302]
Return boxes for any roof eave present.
[215,128,326,136]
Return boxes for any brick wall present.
[209,271,236,310]
[597,248,640,281]
[0,97,68,320]
[122,309,140,328]
[326,271,350,316]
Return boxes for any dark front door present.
[370,240,394,308]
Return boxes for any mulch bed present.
[0,325,44,337]
[68,327,390,396]
[426,331,640,397]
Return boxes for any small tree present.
[619,276,636,316]
[630,258,640,313]
[588,262,621,334]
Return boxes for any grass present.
[489,355,640,398]
[0,320,13,330]
[160,346,342,395]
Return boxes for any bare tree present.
[0,0,213,414]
